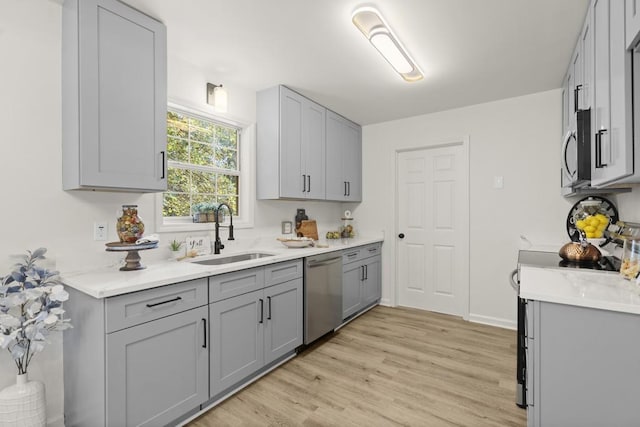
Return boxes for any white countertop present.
[62,235,384,299]
[520,265,640,315]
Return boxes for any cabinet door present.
[362,256,382,307]
[302,98,326,199]
[579,7,593,111]
[210,290,264,397]
[77,0,167,191]
[592,0,611,185]
[326,112,362,202]
[342,261,363,320]
[279,87,304,198]
[264,278,303,365]
[592,0,633,186]
[343,120,362,202]
[627,0,640,49]
[106,306,208,427]
[326,111,348,201]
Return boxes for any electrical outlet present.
[94,222,108,241]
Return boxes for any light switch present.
[493,176,504,189]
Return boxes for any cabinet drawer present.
[361,243,381,259]
[105,278,207,333]
[264,260,302,287]
[342,248,362,264]
[209,267,265,303]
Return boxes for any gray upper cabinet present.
[326,111,362,202]
[106,306,208,427]
[62,0,167,192]
[627,0,640,48]
[591,0,633,187]
[257,86,326,199]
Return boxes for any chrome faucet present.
[213,203,234,254]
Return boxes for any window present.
[163,108,240,224]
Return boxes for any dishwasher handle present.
[307,256,342,268]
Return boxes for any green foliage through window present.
[163,109,240,219]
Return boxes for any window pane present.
[215,146,237,169]
[191,170,216,194]
[167,168,189,192]
[163,193,190,217]
[165,108,241,225]
[191,141,214,166]
[216,127,237,148]
[189,118,213,143]
[217,174,238,195]
[167,137,189,162]
[167,112,188,138]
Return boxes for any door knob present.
[398,233,405,239]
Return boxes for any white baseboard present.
[379,297,391,306]
[468,313,516,330]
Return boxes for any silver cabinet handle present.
[308,256,342,268]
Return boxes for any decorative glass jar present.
[572,198,611,240]
[116,205,145,243]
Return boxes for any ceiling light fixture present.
[206,83,228,113]
[351,6,423,82]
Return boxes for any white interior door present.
[396,143,469,317]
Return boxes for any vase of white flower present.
[0,248,72,426]
[0,373,46,426]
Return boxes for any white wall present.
[353,89,574,328]
[0,1,343,424]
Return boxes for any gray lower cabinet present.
[62,0,167,192]
[209,260,303,398]
[342,244,382,320]
[526,300,640,427]
[106,306,208,427]
[210,289,264,396]
[64,278,208,427]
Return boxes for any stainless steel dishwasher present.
[304,253,343,344]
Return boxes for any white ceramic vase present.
[0,373,46,426]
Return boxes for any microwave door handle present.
[561,130,576,180]
[574,84,582,113]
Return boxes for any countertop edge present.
[62,236,384,299]
[519,265,640,315]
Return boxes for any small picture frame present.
[186,236,212,255]
[281,221,293,235]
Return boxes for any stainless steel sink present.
[192,252,274,266]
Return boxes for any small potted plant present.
[0,248,72,425]
[192,202,209,223]
[168,239,183,260]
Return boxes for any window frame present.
[155,102,255,232]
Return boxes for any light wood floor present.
[188,306,527,427]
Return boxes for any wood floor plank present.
[188,306,527,427]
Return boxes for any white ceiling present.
[125,0,590,125]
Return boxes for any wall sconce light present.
[352,6,423,82]
[207,83,228,113]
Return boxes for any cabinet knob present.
[398,233,405,239]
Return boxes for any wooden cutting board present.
[297,220,318,240]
